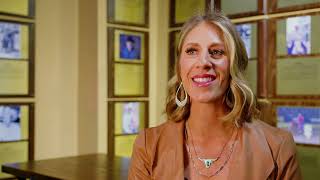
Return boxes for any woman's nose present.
[197,53,212,69]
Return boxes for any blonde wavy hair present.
[165,12,259,127]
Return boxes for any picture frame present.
[217,0,264,19]
[272,101,320,147]
[0,102,34,179]
[269,0,320,14]
[107,27,149,98]
[0,0,35,19]
[0,19,35,97]
[107,0,149,27]
[169,0,211,27]
[270,13,320,98]
[107,101,148,157]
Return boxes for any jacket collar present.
[158,120,275,179]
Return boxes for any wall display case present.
[270,0,320,13]
[273,13,320,98]
[169,0,210,27]
[107,0,149,27]
[108,101,148,157]
[273,101,320,147]
[0,0,35,18]
[0,20,34,97]
[0,103,34,179]
[107,27,148,97]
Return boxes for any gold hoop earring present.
[175,82,188,107]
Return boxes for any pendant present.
[198,158,218,168]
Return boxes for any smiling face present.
[179,22,230,104]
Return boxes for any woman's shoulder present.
[244,119,296,158]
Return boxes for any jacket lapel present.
[228,122,275,180]
[152,121,185,179]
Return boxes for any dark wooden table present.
[1,154,130,180]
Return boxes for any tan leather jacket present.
[128,120,302,180]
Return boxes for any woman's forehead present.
[182,22,224,46]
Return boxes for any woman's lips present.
[191,74,216,87]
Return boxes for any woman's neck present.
[187,101,232,140]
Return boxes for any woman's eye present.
[185,48,197,55]
[209,49,225,59]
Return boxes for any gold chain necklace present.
[186,122,235,169]
[185,123,238,177]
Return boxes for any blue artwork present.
[277,106,320,145]
[236,24,251,58]
[286,16,311,55]
[0,22,21,59]
[119,34,141,60]
[0,105,21,141]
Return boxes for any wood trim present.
[107,0,149,27]
[107,28,115,98]
[107,101,115,156]
[269,19,277,98]
[257,20,267,98]
[277,53,320,59]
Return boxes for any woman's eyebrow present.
[182,42,199,48]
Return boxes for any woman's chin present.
[190,94,223,104]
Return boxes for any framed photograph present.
[273,101,320,147]
[0,20,34,97]
[170,0,210,27]
[236,24,252,58]
[270,0,320,14]
[218,0,264,19]
[0,22,21,59]
[0,103,34,178]
[286,16,311,55]
[121,102,140,134]
[108,27,148,97]
[0,0,35,18]
[108,101,148,156]
[107,0,149,27]
[119,34,142,61]
[271,13,320,98]
[0,105,22,141]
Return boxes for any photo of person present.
[0,22,21,59]
[122,102,140,134]
[236,24,251,58]
[286,16,311,55]
[119,34,141,60]
[0,105,21,141]
[277,106,320,145]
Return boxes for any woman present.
[129,12,301,180]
